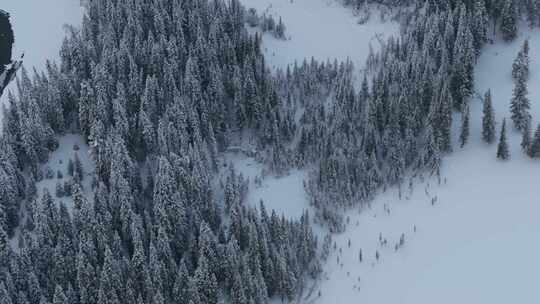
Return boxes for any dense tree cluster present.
[1,0,540,302]
[298,1,493,229]
[0,0,319,303]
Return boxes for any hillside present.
[1,1,540,304]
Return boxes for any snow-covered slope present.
[309,28,540,304]
[239,1,540,303]
[245,0,397,72]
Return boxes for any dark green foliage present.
[528,123,540,158]
[460,104,470,148]
[482,90,496,144]
[497,119,510,160]
[500,0,518,41]
[510,72,531,132]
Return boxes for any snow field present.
[245,0,398,77]
[310,27,540,304]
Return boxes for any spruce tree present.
[528,123,540,158]
[500,0,518,42]
[497,119,510,160]
[460,104,470,148]
[512,40,530,81]
[521,119,532,154]
[482,90,496,144]
[510,72,531,132]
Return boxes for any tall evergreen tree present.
[528,123,540,158]
[500,0,518,41]
[482,90,496,144]
[521,119,532,154]
[512,40,530,81]
[510,72,531,132]
[460,104,470,148]
[497,118,510,160]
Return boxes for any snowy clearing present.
[225,153,310,219]
[36,134,95,211]
[244,0,398,73]
[232,0,400,220]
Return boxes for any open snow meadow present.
[244,0,398,73]
[2,1,540,304]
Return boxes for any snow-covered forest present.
[1,0,540,303]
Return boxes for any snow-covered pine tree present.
[528,123,540,158]
[510,71,531,132]
[521,119,532,154]
[472,0,490,56]
[512,40,530,81]
[460,104,470,148]
[482,90,496,144]
[497,118,510,160]
[500,0,518,42]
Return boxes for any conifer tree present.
[460,104,470,148]
[497,119,510,160]
[500,0,518,42]
[512,40,530,81]
[510,72,531,132]
[528,123,540,158]
[521,119,532,154]
[482,90,496,144]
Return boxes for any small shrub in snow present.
[73,143,80,151]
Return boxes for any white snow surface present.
[244,0,398,73]
[225,153,309,219]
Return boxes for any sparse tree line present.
[246,8,287,40]
[480,38,540,161]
